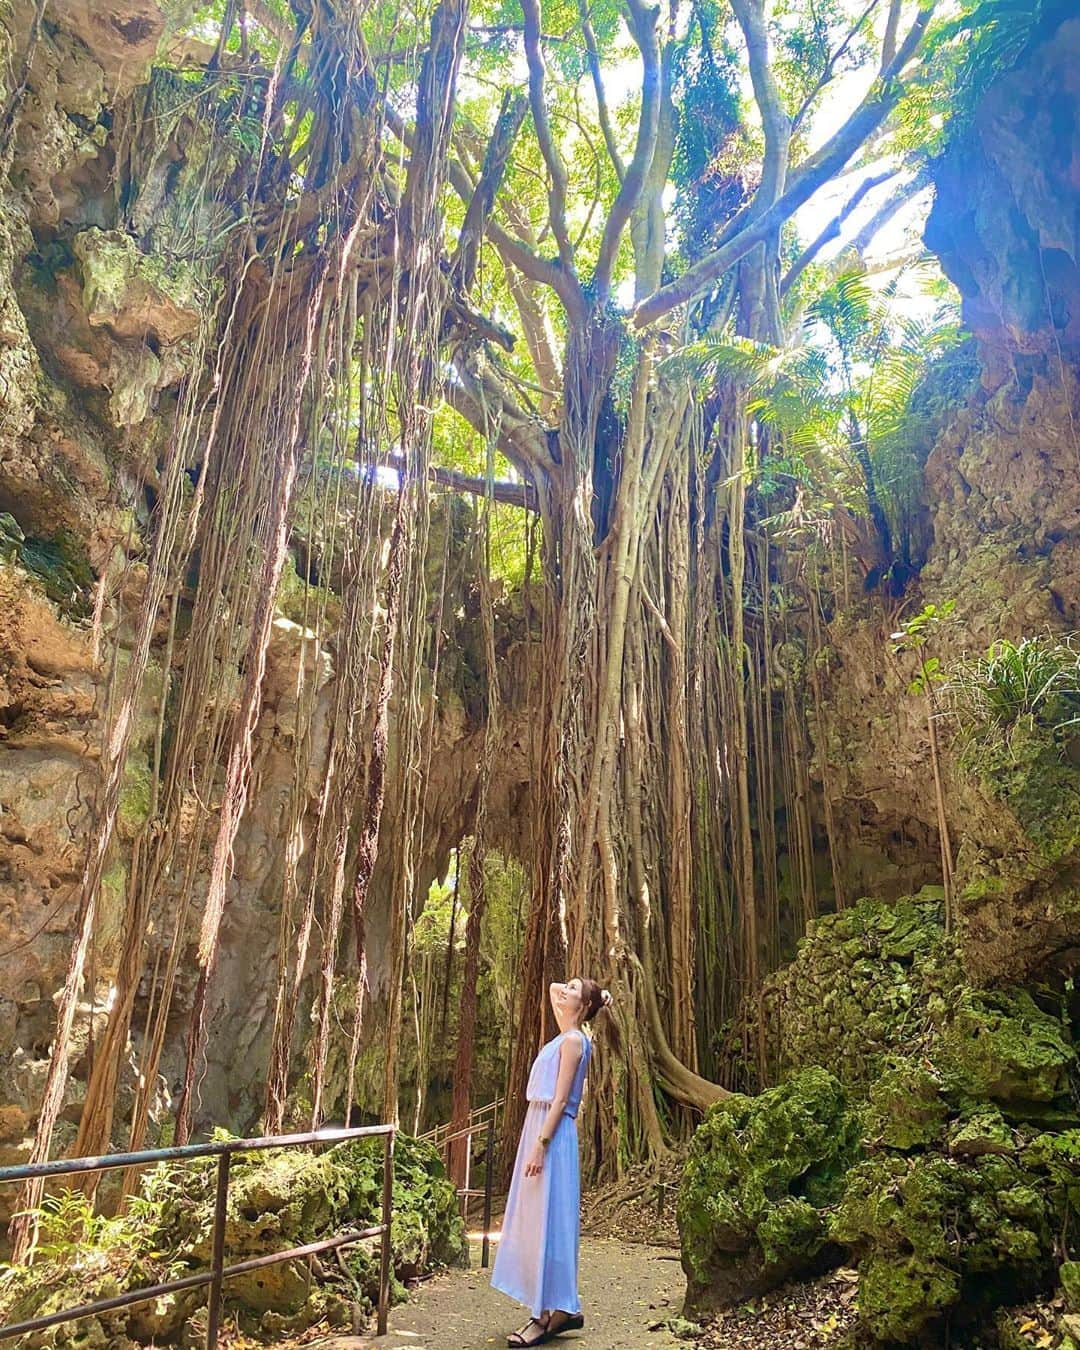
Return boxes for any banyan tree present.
[8,0,984,1255]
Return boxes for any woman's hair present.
[577,978,613,1024]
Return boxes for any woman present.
[492,976,612,1347]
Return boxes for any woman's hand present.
[524,1143,546,1178]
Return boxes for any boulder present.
[677,1068,861,1313]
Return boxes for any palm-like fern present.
[667,266,965,581]
[946,634,1080,743]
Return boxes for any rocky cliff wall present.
[813,10,1080,982]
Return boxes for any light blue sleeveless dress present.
[491,1028,592,1317]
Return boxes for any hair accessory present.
[600,988,612,1008]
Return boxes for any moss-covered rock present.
[71,228,200,347]
[678,1068,862,1312]
[1022,1129,1080,1218]
[962,721,1080,869]
[832,1150,1057,1341]
[946,1104,1016,1157]
[935,988,1075,1110]
[761,889,957,1090]
[864,1057,948,1150]
[956,714,1080,985]
[18,529,96,618]
[735,892,1079,1345]
[857,1254,960,1344]
[118,756,154,838]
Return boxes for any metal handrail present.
[0,1123,395,1348]
[420,1095,503,1146]
[433,1118,496,1270]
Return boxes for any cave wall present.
[813,11,1080,982]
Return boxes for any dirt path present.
[308,1236,687,1349]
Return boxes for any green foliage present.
[803,268,963,582]
[670,265,964,582]
[946,634,1080,745]
[411,873,459,957]
[669,8,747,260]
[770,0,874,120]
[890,599,957,694]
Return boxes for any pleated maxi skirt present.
[491,1101,582,1318]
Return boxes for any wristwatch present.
[539,1134,551,1149]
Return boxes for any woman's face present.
[550,978,586,1022]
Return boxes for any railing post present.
[377,1129,394,1336]
[206,1150,231,1350]
[481,1120,493,1270]
[462,1127,472,1226]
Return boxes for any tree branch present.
[731,0,791,203]
[402,0,468,234]
[386,98,582,316]
[578,0,626,183]
[431,465,538,511]
[849,172,926,255]
[445,356,554,477]
[451,90,529,292]
[634,3,936,328]
[780,168,894,295]
[791,0,882,133]
[352,456,538,510]
[594,0,663,297]
[488,220,584,318]
[498,202,564,419]
[880,0,903,70]
[521,0,579,281]
[630,41,676,299]
[246,0,296,45]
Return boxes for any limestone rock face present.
[0,564,107,1203]
[7,9,110,230]
[56,0,169,96]
[810,7,1080,983]
[68,227,201,425]
[72,229,201,347]
[925,14,1080,355]
[0,208,40,450]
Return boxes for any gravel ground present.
[290,1235,687,1349]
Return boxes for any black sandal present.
[547,1311,585,1337]
[507,1317,551,1346]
